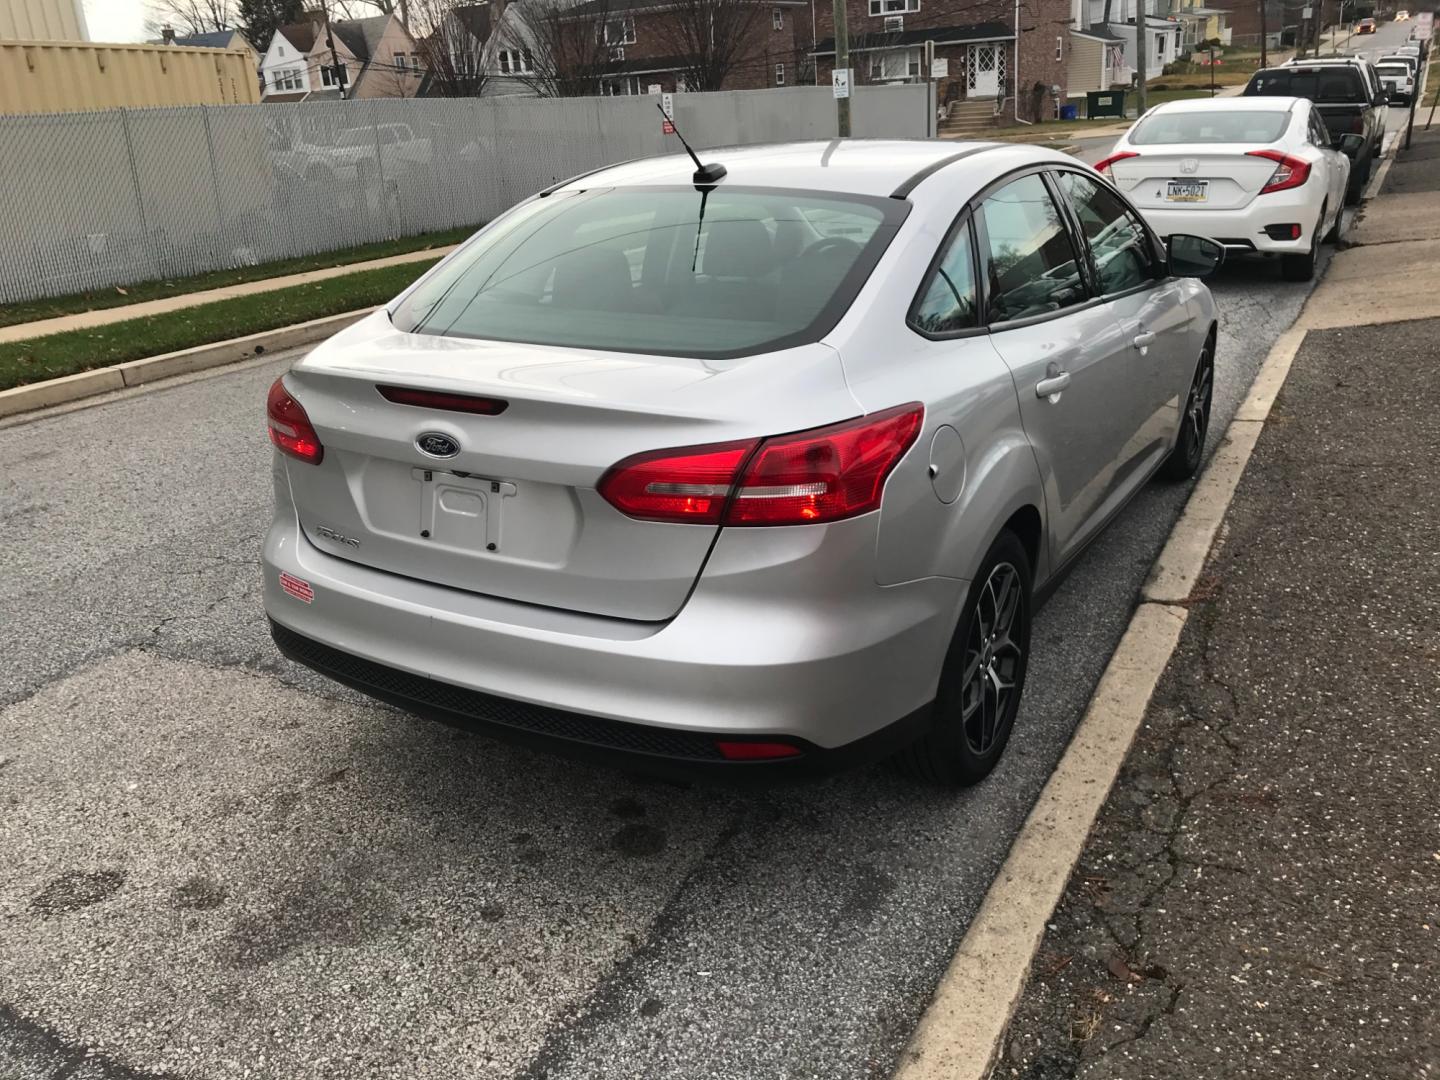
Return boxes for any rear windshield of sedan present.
[1129,110,1291,144]
[1247,69,1366,103]
[389,186,905,359]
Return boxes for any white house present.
[1088,0,1184,72]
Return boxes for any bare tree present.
[655,0,767,91]
[144,0,236,37]
[509,0,616,97]
[411,0,492,95]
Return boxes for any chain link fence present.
[0,85,932,306]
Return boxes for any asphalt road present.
[0,203,1366,1076]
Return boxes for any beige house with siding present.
[261,11,425,101]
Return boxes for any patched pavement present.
[999,317,1440,1079]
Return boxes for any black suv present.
[1244,62,1387,202]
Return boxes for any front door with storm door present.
[1053,168,1195,503]
[976,171,1145,569]
[968,43,1001,97]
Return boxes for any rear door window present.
[976,174,1088,323]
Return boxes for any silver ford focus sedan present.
[263,140,1220,784]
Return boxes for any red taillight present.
[1093,151,1139,174]
[1349,115,1365,134]
[597,404,924,528]
[715,740,803,760]
[1247,150,1311,194]
[725,404,924,526]
[377,384,508,415]
[266,377,324,465]
[596,439,759,524]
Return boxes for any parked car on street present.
[1094,97,1356,281]
[262,141,1223,785]
[1376,60,1416,102]
[1248,62,1386,197]
[1357,17,1377,33]
[1394,9,1410,20]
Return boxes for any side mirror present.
[1338,132,1366,156]
[1167,234,1225,279]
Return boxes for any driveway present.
[0,250,1345,1079]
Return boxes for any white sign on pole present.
[931,57,949,79]
[1302,6,1312,17]
[832,68,852,98]
[661,92,674,117]
[647,84,663,95]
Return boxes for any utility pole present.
[321,0,348,99]
[1259,0,1268,67]
[1134,0,1147,117]
[834,0,851,136]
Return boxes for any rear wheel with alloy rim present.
[898,530,1032,786]
[1159,341,1213,481]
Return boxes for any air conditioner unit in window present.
[610,45,626,60]
[884,15,904,31]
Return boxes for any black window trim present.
[970,164,1103,332]
[1047,164,1168,304]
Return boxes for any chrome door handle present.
[1035,371,1071,399]
[1132,331,1157,349]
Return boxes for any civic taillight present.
[266,376,324,465]
[597,403,924,527]
[1247,149,1312,194]
[1093,151,1139,174]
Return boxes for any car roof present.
[547,140,1075,198]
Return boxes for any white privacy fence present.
[0,85,935,306]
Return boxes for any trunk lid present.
[1109,147,1283,211]
[281,311,856,621]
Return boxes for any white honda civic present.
[1095,97,1359,281]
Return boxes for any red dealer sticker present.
[279,572,315,604]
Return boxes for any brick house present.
[559,0,814,94]
[810,0,1071,122]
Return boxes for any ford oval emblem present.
[416,431,460,459]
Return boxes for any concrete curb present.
[0,308,371,420]
[890,327,1313,1080]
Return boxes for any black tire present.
[1345,151,1371,206]
[897,530,1033,786]
[1281,239,1316,282]
[1324,200,1344,243]
[1158,338,1214,482]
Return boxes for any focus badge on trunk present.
[416,432,461,459]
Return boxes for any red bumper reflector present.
[278,572,314,604]
[715,740,803,761]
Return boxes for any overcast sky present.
[84,0,147,43]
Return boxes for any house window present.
[869,0,919,15]
[773,8,784,29]
[277,44,285,57]
[1154,32,1164,63]
[321,64,334,86]
[498,48,534,74]
[775,62,785,84]
[869,47,920,80]
[411,53,421,71]
[1056,35,1063,60]
[600,16,637,45]
[394,50,407,72]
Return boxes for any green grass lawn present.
[0,258,439,392]
[0,225,475,331]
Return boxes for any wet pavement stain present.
[30,869,126,915]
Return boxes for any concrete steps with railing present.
[938,98,1001,137]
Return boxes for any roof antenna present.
[656,103,727,186]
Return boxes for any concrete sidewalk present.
[0,245,457,346]
[997,127,1440,1079]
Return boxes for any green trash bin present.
[1086,90,1126,119]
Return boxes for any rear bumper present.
[1143,194,1325,254]
[262,462,964,764]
